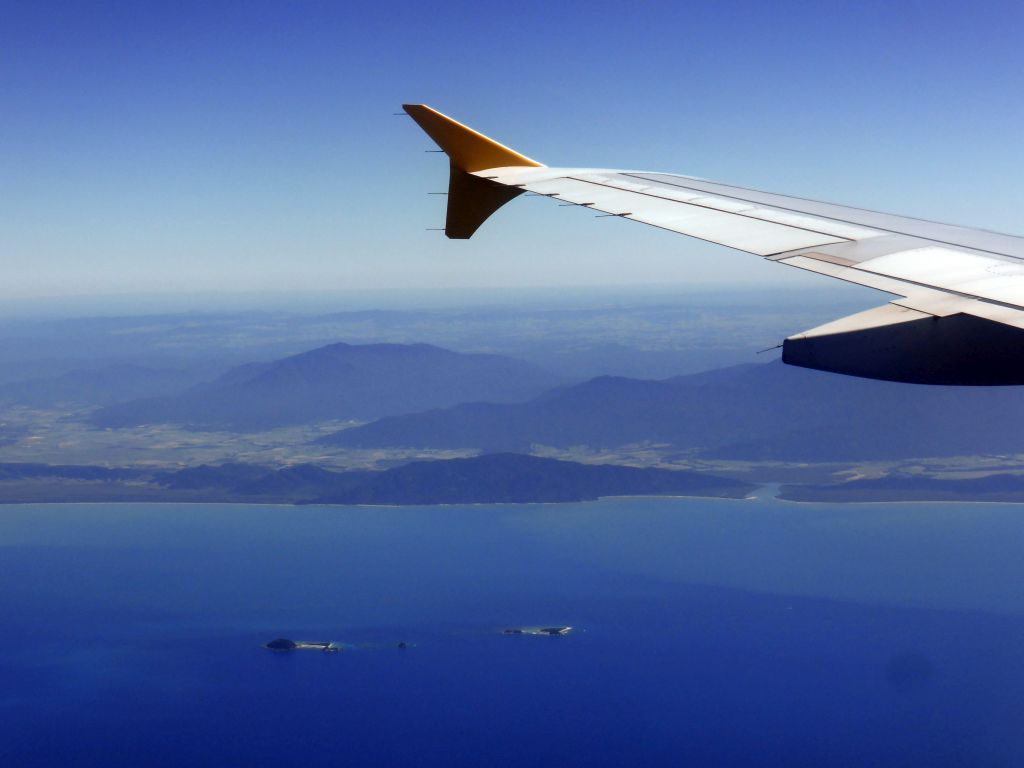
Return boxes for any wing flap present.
[891,293,977,317]
[572,172,882,241]
[855,246,1024,307]
[522,175,847,256]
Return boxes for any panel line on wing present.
[625,172,1024,245]
[586,207,838,259]
[621,172,1024,263]
[563,175,868,244]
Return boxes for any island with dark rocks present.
[265,638,339,652]
[503,626,573,636]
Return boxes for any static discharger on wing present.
[403,103,1024,386]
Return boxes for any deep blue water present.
[2,496,1023,766]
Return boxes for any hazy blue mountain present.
[91,342,560,430]
[322,360,1024,461]
[515,341,759,382]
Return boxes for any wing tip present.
[401,103,543,173]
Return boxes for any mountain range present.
[83,338,1024,462]
[322,360,1024,461]
[91,342,560,430]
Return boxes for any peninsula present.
[0,454,754,506]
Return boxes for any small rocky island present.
[265,638,408,652]
[265,638,344,652]
[503,626,573,636]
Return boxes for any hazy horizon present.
[0,280,881,320]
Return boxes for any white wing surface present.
[403,104,1024,385]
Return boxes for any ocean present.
[2,496,1022,766]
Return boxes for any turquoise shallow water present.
[1,497,1023,766]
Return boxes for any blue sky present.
[4,0,1024,301]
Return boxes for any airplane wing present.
[403,104,1024,385]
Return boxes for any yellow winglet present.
[402,104,544,173]
[403,104,544,239]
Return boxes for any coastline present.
[0,490,754,508]
[776,494,1024,507]
[8,489,1024,508]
